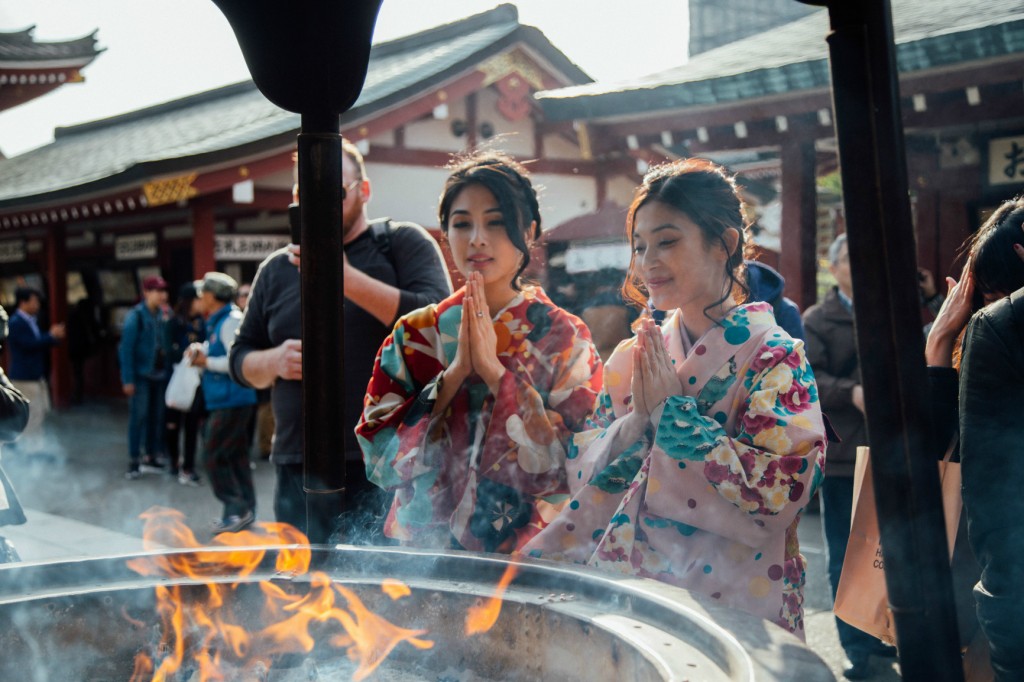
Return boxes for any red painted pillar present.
[190,201,216,277]
[45,222,72,408]
[779,138,819,310]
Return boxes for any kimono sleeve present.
[644,337,826,548]
[355,310,446,491]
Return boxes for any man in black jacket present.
[959,287,1024,682]
[230,140,451,544]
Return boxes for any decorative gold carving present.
[437,90,448,101]
[478,50,547,90]
[142,173,198,207]
[239,166,250,178]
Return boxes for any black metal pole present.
[298,112,346,535]
[817,2,962,678]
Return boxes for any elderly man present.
[189,272,258,535]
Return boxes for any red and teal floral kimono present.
[522,302,825,637]
[356,286,603,554]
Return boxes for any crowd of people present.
[1,142,1022,681]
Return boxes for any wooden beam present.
[45,222,72,408]
[190,201,216,277]
[779,138,818,311]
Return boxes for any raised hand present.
[465,272,505,393]
[637,318,682,410]
[925,264,975,367]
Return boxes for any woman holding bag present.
[164,282,206,486]
[523,158,825,638]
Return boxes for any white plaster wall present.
[474,87,534,157]
[543,133,583,161]
[369,129,394,146]
[363,162,450,228]
[607,174,640,207]
[364,164,598,236]
[533,173,597,231]
[404,98,467,152]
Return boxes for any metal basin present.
[0,545,833,681]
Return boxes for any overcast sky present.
[0,0,690,158]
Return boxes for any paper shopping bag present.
[833,446,961,646]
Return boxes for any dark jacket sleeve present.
[802,313,856,411]
[775,297,806,341]
[118,307,139,386]
[229,253,275,388]
[7,316,58,353]
[926,365,959,459]
[390,224,452,319]
[0,368,29,443]
[959,299,1024,679]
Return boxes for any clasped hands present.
[622,317,683,441]
[444,272,506,395]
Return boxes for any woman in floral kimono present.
[522,158,826,637]
[356,152,603,554]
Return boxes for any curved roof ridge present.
[53,80,260,140]
[371,3,518,58]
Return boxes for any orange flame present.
[465,562,520,635]
[126,506,431,681]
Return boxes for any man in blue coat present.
[6,287,65,455]
[118,276,170,478]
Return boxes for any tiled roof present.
[0,4,589,209]
[0,26,101,63]
[538,0,1024,121]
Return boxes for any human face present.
[446,184,527,301]
[20,294,41,316]
[632,201,732,315]
[829,242,853,298]
[143,288,166,310]
[236,286,250,310]
[341,153,367,239]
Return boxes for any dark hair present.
[967,196,1024,310]
[622,158,752,319]
[438,151,542,291]
[14,287,42,307]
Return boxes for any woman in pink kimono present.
[356,152,603,554]
[522,158,826,637]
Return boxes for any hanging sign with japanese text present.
[0,239,25,263]
[115,233,157,261]
[987,134,1024,187]
[215,234,290,261]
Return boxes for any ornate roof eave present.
[0,133,298,231]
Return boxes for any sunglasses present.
[342,179,361,201]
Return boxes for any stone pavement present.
[0,400,902,680]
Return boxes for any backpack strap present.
[368,218,396,270]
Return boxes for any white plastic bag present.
[165,357,201,411]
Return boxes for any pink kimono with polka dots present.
[522,302,826,636]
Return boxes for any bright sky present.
[0,0,689,158]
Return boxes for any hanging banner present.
[215,234,290,261]
[986,133,1024,187]
[115,233,157,261]
[0,239,25,263]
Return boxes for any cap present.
[197,272,238,302]
[141,275,168,291]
